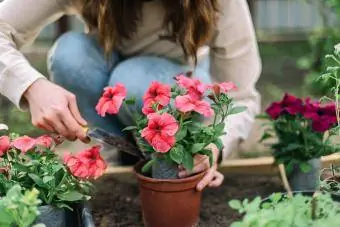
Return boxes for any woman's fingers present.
[208,171,224,188]
[67,94,87,126]
[60,108,88,142]
[197,169,224,191]
[178,155,209,178]
[196,168,215,191]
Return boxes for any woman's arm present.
[210,0,262,160]
[0,0,88,142]
[0,0,69,109]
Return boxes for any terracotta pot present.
[134,161,205,227]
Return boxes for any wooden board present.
[105,153,340,176]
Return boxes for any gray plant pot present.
[287,158,321,191]
[152,158,179,179]
[35,205,66,227]
[34,203,95,227]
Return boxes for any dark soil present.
[91,173,283,227]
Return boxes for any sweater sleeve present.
[0,0,70,110]
[209,0,262,159]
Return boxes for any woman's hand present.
[24,79,89,143]
[178,144,224,191]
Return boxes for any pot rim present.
[134,160,206,184]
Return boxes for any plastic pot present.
[134,161,205,227]
[287,158,321,191]
[34,205,66,227]
[33,203,95,227]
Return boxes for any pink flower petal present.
[0,136,10,156]
[12,136,36,153]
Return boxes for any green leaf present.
[175,127,187,141]
[142,159,155,173]
[285,162,294,175]
[229,200,242,210]
[125,97,136,105]
[213,138,224,151]
[299,162,312,173]
[200,149,214,167]
[170,145,184,164]
[187,122,201,134]
[182,152,194,170]
[228,106,247,115]
[57,191,85,202]
[259,132,273,143]
[285,143,302,151]
[28,174,45,188]
[43,176,54,184]
[214,122,225,136]
[122,126,138,132]
[191,143,205,154]
[256,114,270,120]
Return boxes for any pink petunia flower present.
[141,113,179,153]
[11,136,36,153]
[175,95,214,117]
[64,145,107,180]
[96,84,127,117]
[35,135,54,149]
[211,82,237,95]
[142,101,164,115]
[175,74,208,100]
[0,136,10,156]
[143,82,171,106]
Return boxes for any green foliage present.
[298,0,340,96]
[124,84,245,175]
[260,113,338,172]
[0,137,93,210]
[319,44,340,132]
[0,185,42,227]
[229,193,340,227]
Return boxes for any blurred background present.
[0,0,339,157]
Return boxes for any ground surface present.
[91,173,283,227]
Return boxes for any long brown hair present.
[76,0,219,63]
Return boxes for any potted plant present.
[259,93,338,191]
[229,192,340,226]
[0,125,107,227]
[317,43,340,198]
[0,184,42,227]
[96,72,245,227]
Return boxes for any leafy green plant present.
[0,184,43,227]
[259,93,338,173]
[229,193,340,227]
[96,73,245,178]
[318,44,340,134]
[0,127,107,209]
[298,0,340,96]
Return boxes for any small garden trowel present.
[83,127,141,158]
[52,127,140,158]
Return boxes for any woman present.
[0,0,261,190]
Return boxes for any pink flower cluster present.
[266,93,337,132]
[0,135,53,156]
[63,145,107,180]
[95,73,237,153]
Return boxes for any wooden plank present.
[105,154,340,176]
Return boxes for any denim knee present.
[48,32,119,91]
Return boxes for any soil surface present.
[91,173,283,227]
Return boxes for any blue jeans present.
[48,32,211,136]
